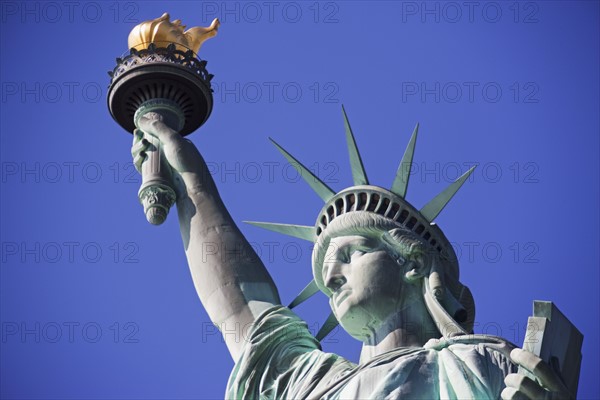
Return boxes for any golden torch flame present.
[128,13,220,55]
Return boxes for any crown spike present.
[341,105,369,186]
[391,123,419,198]
[269,138,336,202]
[288,280,320,309]
[244,221,315,242]
[316,311,339,341]
[420,165,477,222]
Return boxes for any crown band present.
[316,185,456,265]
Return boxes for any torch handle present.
[136,106,185,225]
[138,134,176,225]
[133,100,185,225]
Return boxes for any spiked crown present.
[246,106,476,340]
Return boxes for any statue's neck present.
[359,290,439,364]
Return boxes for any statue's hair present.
[311,211,475,333]
[380,228,426,262]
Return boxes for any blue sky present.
[1,1,598,399]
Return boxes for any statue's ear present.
[403,251,429,283]
[382,228,430,283]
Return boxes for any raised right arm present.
[133,116,281,360]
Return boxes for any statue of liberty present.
[116,13,577,400]
[131,110,572,399]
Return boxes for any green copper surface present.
[288,280,319,309]
[420,165,476,222]
[316,311,339,341]
[269,138,336,202]
[341,105,369,186]
[391,123,419,199]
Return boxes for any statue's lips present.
[334,290,351,308]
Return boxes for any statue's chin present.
[335,305,386,342]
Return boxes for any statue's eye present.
[339,253,351,263]
[350,250,365,259]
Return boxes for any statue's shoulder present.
[423,334,519,374]
[425,334,517,355]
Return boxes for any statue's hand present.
[131,115,210,198]
[502,348,572,400]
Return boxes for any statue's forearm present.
[175,167,281,359]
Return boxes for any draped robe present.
[226,306,517,399]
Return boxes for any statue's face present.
[322,235,405,341]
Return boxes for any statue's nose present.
[324,262,347,292]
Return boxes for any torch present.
[107,13,219,225]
